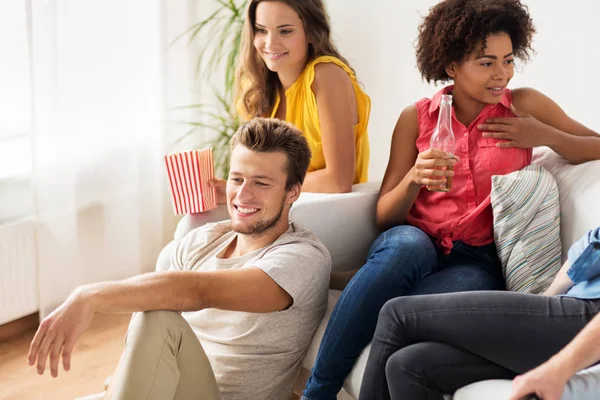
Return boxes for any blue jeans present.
[302,225,506,400]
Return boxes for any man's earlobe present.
[286,184,301,205]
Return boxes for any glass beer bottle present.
[427,94,455,192]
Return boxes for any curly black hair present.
[416,0,535,83]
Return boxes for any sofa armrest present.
[290,181,381,272]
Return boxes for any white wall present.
[325,0,600,179]
[165,0,231,151]
[164,0,223,236]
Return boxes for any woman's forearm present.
[302,168,353,193]
[545,129,600,165]
[376,167,422,230]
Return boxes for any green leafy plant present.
[170,0,247,178]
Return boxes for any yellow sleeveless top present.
[270,56,371,184]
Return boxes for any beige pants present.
[109,310,221,400]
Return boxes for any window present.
[0,1,33,223]
[0,1,32,178]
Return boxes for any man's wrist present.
[73,284,100,313]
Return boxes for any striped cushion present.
[491,164,562,294]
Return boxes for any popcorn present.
[164,148,217,215]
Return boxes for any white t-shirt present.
[169,220,331,400]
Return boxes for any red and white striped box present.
[164,148,218,215]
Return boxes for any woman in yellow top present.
[234,0,371,193]
[159,0,371,251]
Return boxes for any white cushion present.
[454,364,600,400]
[291,181,380,272]
[453,380,513,400]
[491,164,562,294]
[533,147,600,256]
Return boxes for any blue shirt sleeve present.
[566,227,600,284]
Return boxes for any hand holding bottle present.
[410,149,458,191]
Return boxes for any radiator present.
[0,219,39,325]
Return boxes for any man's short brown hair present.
[230,118,312,190]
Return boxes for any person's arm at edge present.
[545,228,600,296]
[543,260,574,296]
[510,311,600,400]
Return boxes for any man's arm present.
[28,268,292,377]
[85,268,292,314]
[510,312,600,400]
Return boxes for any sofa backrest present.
[533,147,600,260]
[290,181,380,272]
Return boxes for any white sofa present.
[291,147,600,400]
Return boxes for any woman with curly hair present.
[302,0,600,399]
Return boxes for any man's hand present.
[509,360,571,400]
[478,104,557,149]
[28,288,95,377]
[209,178,227,205]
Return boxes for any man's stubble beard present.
[231,196,287,237]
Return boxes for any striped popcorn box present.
[164,148,218,215]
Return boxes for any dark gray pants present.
[359,291,600,400]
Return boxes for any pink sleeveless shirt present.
[407,86,532,254]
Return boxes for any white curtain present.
[29,0,168,317]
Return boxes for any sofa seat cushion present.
[454,369,600,400]
[453,380,513,400]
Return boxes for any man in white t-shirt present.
[28,118,332,400]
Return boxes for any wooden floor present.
[0,313,307,400]
[0,313,131,400]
